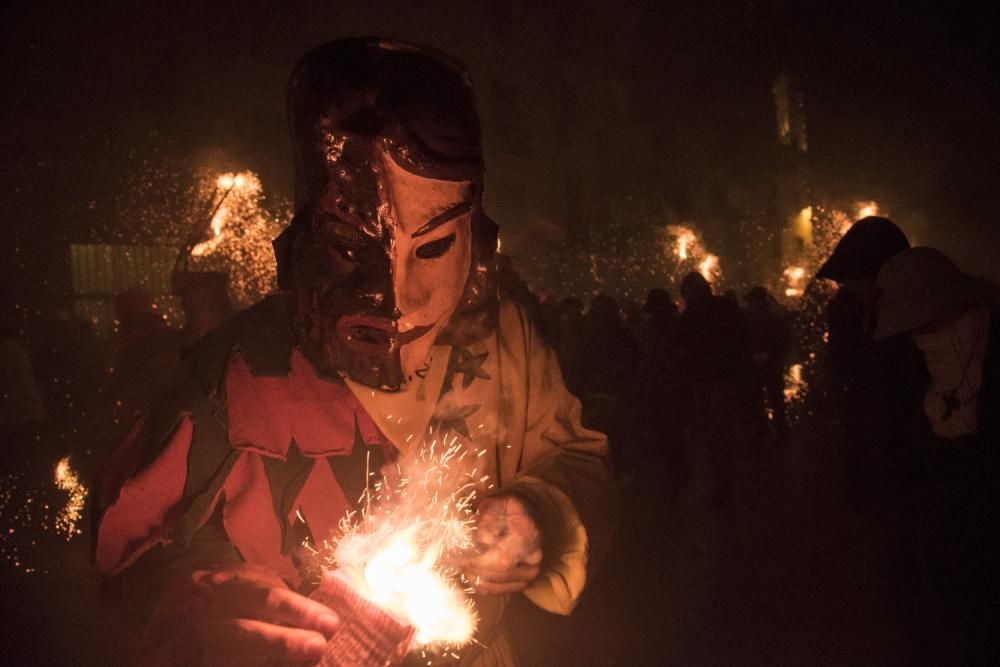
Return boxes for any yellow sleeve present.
[499,303,622,615]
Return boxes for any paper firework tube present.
[310,570,415,667]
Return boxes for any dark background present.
[3,0,998,307]
[2,2,998,664]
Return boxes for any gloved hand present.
[463,494,542,594]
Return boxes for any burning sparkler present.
[314,435,484,662]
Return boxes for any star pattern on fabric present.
[450,348,490,389]
[435,402,481,440]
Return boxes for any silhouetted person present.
[677,272,752,509]
[631,289,683,488]
[98,288,181,448]
[173,272,235,350]
[817,217,941,662]
[744,286,792,447]
[577,295,640,451]
[875,247,1000,664]
[817,217,923,514]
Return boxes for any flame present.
[855,201,879,219]
[793,206,813,244]
[698,254,721,283]
[677,230,696,260]
[190,205,228,257]
[325,437,481,651]
[783,265,806,298]
[53,457,88,540]
[217,172,248,190]
[667,225,699,261]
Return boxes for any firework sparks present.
[53,457,88,540]
[320,436,482,653]
[184,170,287,307]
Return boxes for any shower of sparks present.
[105,160,290,314]
[320,434,484,653]
[2,458,89,575]
[53,457,88,540]
[185,170,286,307]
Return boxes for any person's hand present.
[463,494,543,594]
[192,564,339,663]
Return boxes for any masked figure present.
[95,38,618,666]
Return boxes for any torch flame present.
[190,206,228,257]
[677,230,695,260]
[783,265,806,298]
[666,225,699,261]
[855,201,879,219]
[698,254,721,283]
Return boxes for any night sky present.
[3,0,998,304]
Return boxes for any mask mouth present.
[336,314,433,357]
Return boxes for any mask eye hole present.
[416,232,456,260]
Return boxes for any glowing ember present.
[322,437,481,651]
[53,457,88,540]
[783,363,807,403]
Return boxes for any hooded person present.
[815,216,928,514]
[875,247,1000,441]
[875,248,999,663]
[94,38,618,666]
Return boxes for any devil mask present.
[275,39,498,390]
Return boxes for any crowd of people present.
[2,214,996,663]
[510,268,796,513]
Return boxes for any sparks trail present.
[314,431,492,657]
